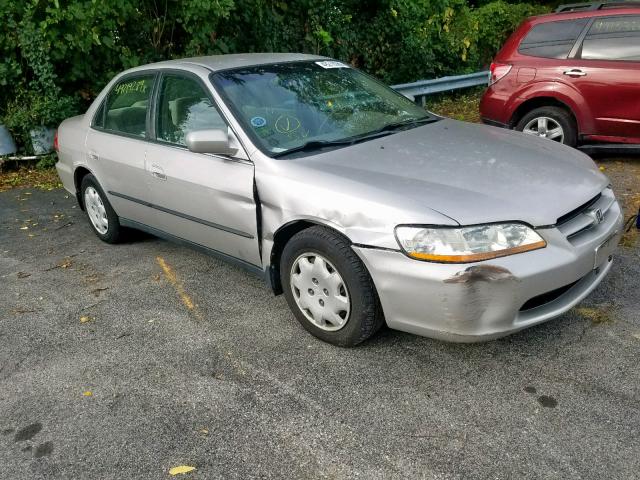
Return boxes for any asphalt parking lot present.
[1,158,639,479]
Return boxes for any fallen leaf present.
[91,287,109,296]
[169,465,196,475]
[80,316,93,323]
[11,308,36,314]
[83,391,93,397]
[599,166,606,171]
[199,428,209,435]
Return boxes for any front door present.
[144,72,261,267]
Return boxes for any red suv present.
[480,2,640,152]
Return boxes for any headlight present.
[395,223,546,263]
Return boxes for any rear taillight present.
[53,130,59,151]
[489,62,512,86]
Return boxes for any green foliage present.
[2,90,77,153]
[473,1,547,66]
[1,1,78,153]
[35,153,59,170]
[0,0,550,155]
[215,0,550,84]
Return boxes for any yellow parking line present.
[156,256,202,320]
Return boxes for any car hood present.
[283,119,608,227]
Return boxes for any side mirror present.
[185,128,239,156]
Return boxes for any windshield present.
[210,60,436,156]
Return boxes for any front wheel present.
[80,174,123,243]
[515,106,577,147]
[280,226,384,347]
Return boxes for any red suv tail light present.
[53,130,59,152]
[489,62,512,86]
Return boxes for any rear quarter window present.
[581,15,640,61]
[518,18,589,59]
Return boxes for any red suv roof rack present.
[556,2,640,12]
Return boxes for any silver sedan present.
[55,53,623,346]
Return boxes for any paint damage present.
[444,265,518,285]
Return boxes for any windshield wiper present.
[273,116,439,158]
[368,116,440,135]
[272,138,364,158]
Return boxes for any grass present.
[424,87,484,123]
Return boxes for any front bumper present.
[353,202,624,342]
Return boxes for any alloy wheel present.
[522,116,565,143]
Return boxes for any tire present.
[515,106,577,147]
[80,174,123,244]
[280,226,384,347]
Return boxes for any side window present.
[93,101,105,129]
[518,19,589,59]
[581,16,640,61]
[102,75,154,137]
[156,74,227,146]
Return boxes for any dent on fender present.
[439,265,520,330]
[444,265,518,285]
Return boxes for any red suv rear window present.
[518,18,589,59]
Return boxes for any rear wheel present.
[515,106,577,147]
[280,226,384,347]
[80,174,123,243]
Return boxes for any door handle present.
[563,69,587,77]
[150,164,166,180]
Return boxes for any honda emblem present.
[587,208,604,225]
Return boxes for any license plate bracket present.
[594,231,618,269]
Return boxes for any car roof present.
[525,6,640,25]
[139,53,328,73]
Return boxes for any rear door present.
[144,71,261,267]
[569,15,640,141]
[86,73,160,225]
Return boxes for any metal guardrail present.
[392,71,489,104]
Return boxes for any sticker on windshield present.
[250,116,267,128]
[315,60,348,69]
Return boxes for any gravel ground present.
[0,157,639,479]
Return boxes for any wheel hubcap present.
[522,117,565,143]
[84,186,109,234]
[290,253,350,331]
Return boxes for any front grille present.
[519,280,579,311]
[556,188,615,241]
[556,193,601,226]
